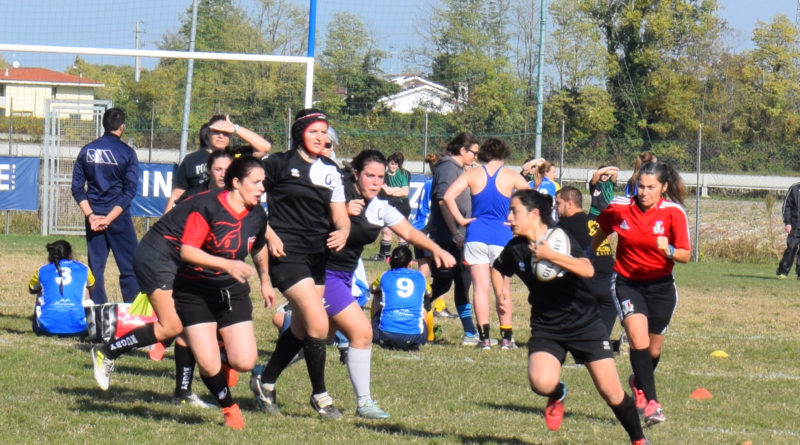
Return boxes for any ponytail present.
[46,240,72,295]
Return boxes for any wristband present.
[667,244,675,259]
[87,212,94,218]
[233,124,240,135]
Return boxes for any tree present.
[586,0,724,145]
[317,12,397,115]
[423,0,526,138]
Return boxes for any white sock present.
[346,346,372,407]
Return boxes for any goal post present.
[0,43,315,109]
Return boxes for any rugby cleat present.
[644,400,666,426]
[91,346,114,391]
[310,393,343,419]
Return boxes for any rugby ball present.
[535,227,571,282]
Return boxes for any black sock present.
[104,323,157,360]
[303,336,328,395]
[610,393,644,442]
[549,381,566,401]
[200,370,233,408]
[379,240,392,256]
[174,343,196,397]
[630,348,657,401]
[652,354,661,371]
[261,329,304,384]
[478,324,490,341]
[500,327,513,341]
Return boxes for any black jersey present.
[557,212,614,275]
[142,189,219,262]
[263,149,344,254]
[174,149,210,189]
[175,190,268,292]
[493,234,599,339]
[327,182,405,272]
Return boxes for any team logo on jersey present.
[653,221,664,234]
[86,149,118,165]
[364,199,386,226]
[620,220,630,230]
[621,299,634,316]
[290,168,300,177]
[518,261,525,271]
[209,221,242,257]
[309,160,339,190]
[247,235,257,251]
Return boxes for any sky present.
[0,0,795,74]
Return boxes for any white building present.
[0,67,103,119]
[378,75,463,115]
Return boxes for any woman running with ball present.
[492,189,647,445]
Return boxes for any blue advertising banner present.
[0,156,40,211]
[131,162,175,217]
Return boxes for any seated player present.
[371,246,431,351]
[29,240,94,336]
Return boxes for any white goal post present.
[0,43,315,108]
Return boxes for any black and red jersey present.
[176,190,267,290]
[140,189,218,261]
[597,196,690,281]
[263,149,344,254]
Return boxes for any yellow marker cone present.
[710,350,729,358]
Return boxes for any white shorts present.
[463,241,505,266]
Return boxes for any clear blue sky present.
[0,0,795,73]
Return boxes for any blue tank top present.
[466,166,512,246]
[376,268,427,335]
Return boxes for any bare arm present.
[326,201,351,252]
[209,116,272,157]
[390,219,456,268]
[180,245,255,283]
[164,188,186,214]
[490,267,508,303]
[252,244,275,307]
[532,239,594,278]
[442,172,474,227]
[656,236,691,264]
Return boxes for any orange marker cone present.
[690,387,713,399]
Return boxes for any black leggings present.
[430,240,471,308]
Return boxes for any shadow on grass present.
[484,402,616,426]
[354,422,545,444]
[0,312,32,335]
[722,273,785,280]
[55,386,207,424]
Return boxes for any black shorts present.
[133,237,180,294]
[269,252,327,293]
[173,284,253,329]
[612,273,678,335]
[414,246,432,261]
[528,336,614,364]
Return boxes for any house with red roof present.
[0,66,103,119]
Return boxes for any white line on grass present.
[687,369,800,381]
[690,425,800,438]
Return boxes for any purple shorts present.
[322,270,357,317]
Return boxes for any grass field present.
[1,234,799,444]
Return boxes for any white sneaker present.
[173,393,216,409]
[461,334,480,346]
[91,346,114,391]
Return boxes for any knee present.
[350,326,373,349]
[231,355,256,373]
[159,319,183,339]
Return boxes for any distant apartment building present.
[0,66,103,119]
